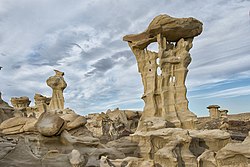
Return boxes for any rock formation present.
[207,105,229,120]
[11,96,31,109]
[0,92,13,124]
[46,70,67,111]
[86,109,141,141]
[124,14,202,131]
[34,93,51,114]
[0,14,249,167]
[36,112,65,136]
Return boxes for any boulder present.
[36,112,65,136]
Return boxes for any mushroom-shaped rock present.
[11,96,31,109]
[123,14,202,49]
[36,112,65,136]
[46,70,67,111]
[68,149,86,167]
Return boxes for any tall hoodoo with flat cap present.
[123,14,203,131]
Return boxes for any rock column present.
[46,70,67,111]
[124,14,203,131]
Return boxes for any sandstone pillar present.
[123,14,203,131]
[46,70,67,111]
[207,105,220,119]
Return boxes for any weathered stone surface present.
[86,109,140,141]
[215,132,250,167]
[0,117,37,134]
[67,116,87,130]
[0,92,14,124]
[0,136,18,160]
[189,129,231,152]
[46,70,67,111]
[123,14,202,49]
[42,150,71,167]
[110,157,155,167]
[197,150,217,167]
[60,130,99,146]
[0,137,42,167]
[34,93,51,115]
[36,112,65,136]
[11,96,31,109]
[68,149,87,167]
[131,128,197,167]
[124,14,201,131]
[106,136,138,157]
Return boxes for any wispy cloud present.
[190,85,250,99]
[0,0,249,115]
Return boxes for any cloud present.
[0,0,249,115]
[190,85,250,99]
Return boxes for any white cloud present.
[0,0,250,115]
[190,85,250,99]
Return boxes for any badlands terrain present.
[0,14,249,167]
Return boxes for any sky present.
[0,0,249,116]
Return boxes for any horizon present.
[0,0,250,116]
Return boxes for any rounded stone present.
[36,112,65,136]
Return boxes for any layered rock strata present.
[124,14,202,131]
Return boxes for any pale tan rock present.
[11,96,31,109]
[60,112,88,131]
[106,137,138,157]
[110,157,154,167]
[123,14,201,131]
[36,112,65,136]
[46,70,67,111]
[34,93,51,115]
[219,109,228,119]
[68,149,86,167]
[86,113,109,137]
[61,113,78,122]
[0,117,31,129]
[219,121,229,130]
[131,128,197,167]
[207,105,221,119]
[22,118,37,132]
[142,117,167,131]
[215,132,250,167]
[66,116,87,131]
[123,14,202,49]
[106,109,128,126]
[0,117,37,134]
[25,107,37,118]
[189,129,231,152]
[100,156,115,167]
[60,130,99,146]
[197,150,217,167]
[1,124,24,134]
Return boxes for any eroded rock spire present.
[124,14,203,131]
[46,70,67,111]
